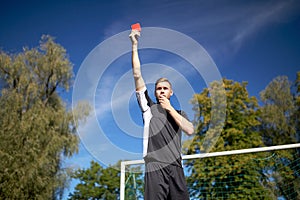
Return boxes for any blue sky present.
[1,0,300,197]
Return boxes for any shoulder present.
[136,86,147,94]
[136,86,154,106]
[136,87,150,99]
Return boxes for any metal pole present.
[120,161,126,200]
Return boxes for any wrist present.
[132,44,138,51]
[166,105,174,113]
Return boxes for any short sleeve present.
[136,86,153,112]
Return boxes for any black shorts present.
[144,162,189,200]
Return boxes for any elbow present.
[133,72,141,79]
[185,123,194,135]
[186,127,194,136]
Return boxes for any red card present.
[131,23,141,31]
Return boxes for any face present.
[155,81,173,100]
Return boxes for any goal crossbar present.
[120,143,300,200]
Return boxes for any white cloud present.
[231,1,297,50]
[108,0,299,59]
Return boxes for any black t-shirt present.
[136,88,188,167]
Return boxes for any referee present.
[129,28,194,200]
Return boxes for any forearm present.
[131,42,145,91]
[167,106,194,135]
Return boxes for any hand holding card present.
[129,23,141,45]
[131,23,141,32]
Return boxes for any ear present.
[170,90,173,96]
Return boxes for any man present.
[129,29,194,200]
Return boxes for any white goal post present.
[120,143,300,200]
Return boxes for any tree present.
[69,161,120,200]
[0,35,90,199]
[185,79,272,199]
[260,76,296,145]
[124,164,144,200]
[259,75,300,199]
[69,160,144,200]
[295,72,300,143]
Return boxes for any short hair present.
[155,77,172,89]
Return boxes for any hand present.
[129,30,140,45]
[158,96,172,111]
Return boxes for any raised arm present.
[129,30,145,91]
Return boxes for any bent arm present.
[130,31,145,91]
[159,96,194,135]
[168,107,194,135]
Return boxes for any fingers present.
[159,96,173,112]
[158,96,170,106]
[158,98,164,103]
[129,30,140,40]
[132,30,141,36]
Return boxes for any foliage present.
[259,75,300,199]
[69,160,144,200]
[69,160,120,200]
[0,35,90,199]
[184,73,300,199]
[295,72,300,142]
[124,164,144,200]
[260,76,296,145]
[184,78,270,199]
